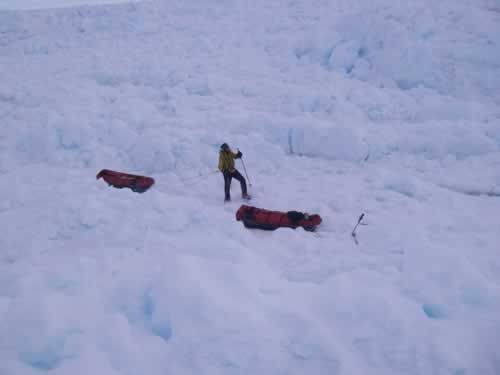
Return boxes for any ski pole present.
[351,213,366,245]
[240,157,252,187]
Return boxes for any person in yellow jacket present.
[218,143,250,202]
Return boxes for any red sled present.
[96,169,155,193]
[236,205,321,232]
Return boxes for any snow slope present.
[1,1,500,374]
[0,0,143,11]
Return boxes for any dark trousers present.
[223,170,247,199]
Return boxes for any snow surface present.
[0,0,143,11]
[1,0,500,374]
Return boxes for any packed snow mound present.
[292,0,500,100]
[1,1,500,375]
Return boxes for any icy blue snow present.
[1,0,499,375]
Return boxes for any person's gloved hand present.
[236,150,243,159]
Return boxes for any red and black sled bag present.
[96,169,155,193]
[236,205,321,231]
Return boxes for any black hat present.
[220,143,229,151]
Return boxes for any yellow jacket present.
[218,150,239,172]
